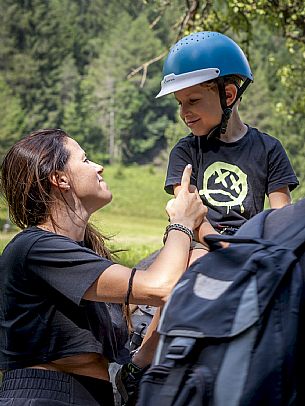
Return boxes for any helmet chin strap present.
[206,77,252,139]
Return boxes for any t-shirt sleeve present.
[165,137,197,194]
[27,234,114,305]
[267,139,299,194]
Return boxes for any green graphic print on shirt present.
[199,162,248,214]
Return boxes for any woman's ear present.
[49,171,71,191]
[225,83,238,105]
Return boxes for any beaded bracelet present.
[163,223,194,245]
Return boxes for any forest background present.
[0,0,304,265]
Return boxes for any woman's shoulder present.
[1,228,53,272]
[12,226,77,245]
[2,227,45,255]
[3,227,87,259]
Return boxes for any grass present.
[0,164,170,266]
[92,212,166,267]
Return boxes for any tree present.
[86,12,177,163]
[0,75,25,159]
[0,0,80,130]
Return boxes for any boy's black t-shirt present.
[0,227,130,370]
[165,126,299,229]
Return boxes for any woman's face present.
[175,83,222,136]
[64,137,112,214]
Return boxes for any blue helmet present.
[156,31,253,98]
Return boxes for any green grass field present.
[0,164,170,267]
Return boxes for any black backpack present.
[137,203,305,406]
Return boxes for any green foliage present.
[0,0,304,186]
[86,12,177,162]
[0,0,75,129]
[0,75,26,159]
[238,65,274,134]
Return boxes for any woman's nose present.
[91,161,103,173]
[97,164,104,174]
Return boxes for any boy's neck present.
[219,111,247,143]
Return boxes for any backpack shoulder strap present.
[205,209,273,249]
[234,209,273,238]
[262,201,305,255]
[206,202,305,257]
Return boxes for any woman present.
[0,129,206,405]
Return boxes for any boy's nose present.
[180,103,189,117]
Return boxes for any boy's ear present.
[225,83,238,105]
[49,171,71,191]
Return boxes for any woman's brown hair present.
[0,128,112,260]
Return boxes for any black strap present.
[216,77,232,135]
[158,336,196,404]
[233,78,252,106]
[159,364,189,405]
[217,77,228,112]
[196,136,209,207]
[125,268,137,306]
[216,76,252,135]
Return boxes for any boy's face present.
[174,83,222,136]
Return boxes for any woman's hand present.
[166,164,207,231]
[84,165,208,306]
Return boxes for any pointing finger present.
[180,164,192,191]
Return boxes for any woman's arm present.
[83,230,191,306]
[83,165,207,306]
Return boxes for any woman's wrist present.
[163,223,194,245]
[169,218,195,231]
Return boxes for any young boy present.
[157,31,298,240]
